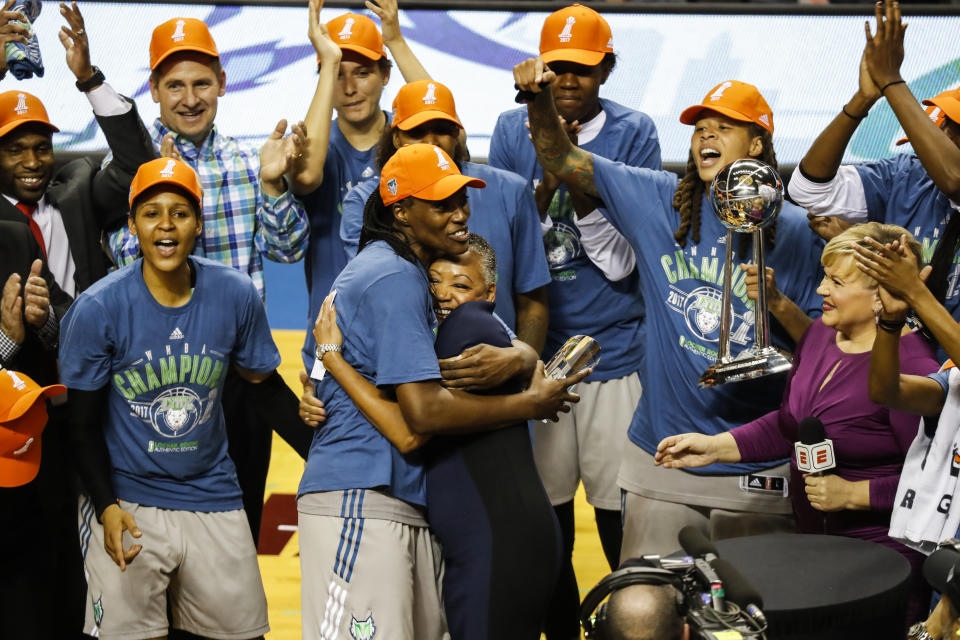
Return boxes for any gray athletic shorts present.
[618,443,794,561]
[298,489,448,640]
[78,496,269,640]
[533,372,641,509]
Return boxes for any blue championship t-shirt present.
[59,257,281,511]
[301,117,381,369]
[857,154,960,317]
[488,98,660,380]
[591,155,823,474]
[298,241,441,506]
[339,161,551,332]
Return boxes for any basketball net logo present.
[13,93,27,115]
[422,83,437,105]
[434,146,449,171]
[710,81,733,101]
[559,16,575,42]
[338,18,355,40]
[172,19,186,42]
[160,159,177,178]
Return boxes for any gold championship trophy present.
[698,159,792,388]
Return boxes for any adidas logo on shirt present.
[169,327,185,340]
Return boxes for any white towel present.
[890,367,960,553]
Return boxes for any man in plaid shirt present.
[100,17,313,543]
[106,17,308,299]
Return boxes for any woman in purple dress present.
[655,222,939,624]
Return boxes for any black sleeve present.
[68,386,117,519]
[246,371,315,460]
[92,98,159,231]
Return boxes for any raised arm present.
[855,239,946,415]
[367,0,430,83]
[516,57,597,198]
[796,50,880,181]
[863,0,960,201]
[289,0,341,196]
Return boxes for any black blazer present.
[0,221,72,386]
[0,97,156,294]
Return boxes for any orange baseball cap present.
[326,13,385,61]
[0,91,59,138]
[896,96,949,146]
[380,143,485,206]
[150,18,220,71]
[392,80,462,131]
[680,80,774,133]
[540,4,613,67]
[129,158,204,209]
[0,368,65,488]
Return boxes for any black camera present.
[580,529,767,640]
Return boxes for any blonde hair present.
[821,222,921,287]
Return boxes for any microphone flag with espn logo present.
[795,417,836,475]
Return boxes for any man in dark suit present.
[0,3,155,297]
[0,221,78,639]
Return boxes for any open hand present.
[260,119,305,194]
[863,0,907,89]
[364,0,401,45]
[309,0,341,67]
[58,2,96,85]
[852,234,926,302]
[655,433,721,469]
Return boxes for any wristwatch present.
[75,66,105,92]
[315,343,342,362]
[908,621,935,640]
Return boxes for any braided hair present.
[358,188,421,268]
[671,127,779,259]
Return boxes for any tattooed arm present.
[515,57,598,198]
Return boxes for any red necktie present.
[15,202,47,260]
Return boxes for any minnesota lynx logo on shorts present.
[349,614,376,640]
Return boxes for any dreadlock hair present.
[671,125,779,259]
[358,188,421,268]
[375,120,469,172]
[927,214,960,304]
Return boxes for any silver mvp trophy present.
[697,158,792,388]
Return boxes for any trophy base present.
[697,347,792,389]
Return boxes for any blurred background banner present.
[24,2,960,165]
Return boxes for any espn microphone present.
[794,417,836,476]
[710,557,767,627]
